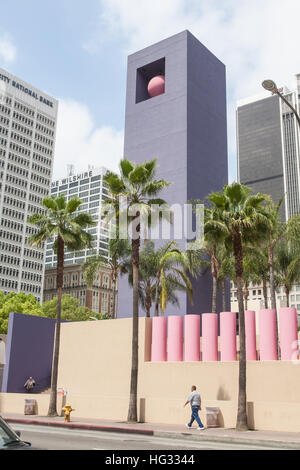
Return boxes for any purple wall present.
[1,313,56,394]
[118,30,229,318]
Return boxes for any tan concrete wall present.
[0,393,64,416]
[2,317,300,432]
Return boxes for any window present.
[91,175,101,182]
[91,181,101,189]
[69,188,78,195]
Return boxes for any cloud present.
[53,99,124,180]
[0,33,17,65]
[87,0,300,181]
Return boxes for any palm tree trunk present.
[154,272,161,317]
[145,281,152,318]
[269,248,277,311]
[285,286,290,308]
[243,281,249,311]
[211,250,218,314]
[263,277,268,309]
[233,231,248,431]
[268,247,279,356]
[48,235,64,417]
[212,275,218,314]
[127,220,140,423]
[111,273,117,319]
[221,279,227,312]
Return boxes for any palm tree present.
[82,238,131,318]
[217,245,233,312]
[128,241,185,317]
[28,195,95,417]
[263,199,286,311]
[103,158,170,423]
[206,183,270,431]
[275,240,300,308]
[202,208,228,313]
[248,247,270,309]
[153,241,193,316]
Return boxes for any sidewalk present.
[2,413,300,449]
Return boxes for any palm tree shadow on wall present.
[217,386,231,401]
[216,386,231,428]
[216,386,255,430]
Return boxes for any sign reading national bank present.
[0,72,54,108]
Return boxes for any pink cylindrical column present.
[151,317,167,362]
[184,315,200,362]
[220,312,237,362]
[202,314,218,362]
[168,316,183,362]
[279,308,298,361]
[245,311,257,361]
[259,309,278,361]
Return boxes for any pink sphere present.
[148,76,165,98]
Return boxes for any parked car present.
[0,416,32,450]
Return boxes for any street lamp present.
[262,79,300,129]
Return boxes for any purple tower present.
[118,30,229,318]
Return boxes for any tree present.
[275,240,300,308]
[103,158,170,423]
[129,241,193,317]
[28,195,95,417]
[263,199,286,311]
[202,208,228,313]
[82,237,131,319]
[0,292,43,334]
[42,294,103,322]
[216,245,234,313]
[206,183,270,431]
[153,241,193,316]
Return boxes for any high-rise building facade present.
[118,30,229,318]
[46,167,110,269]
[235,74,300,319]
[0,68,58,302]
[237,74,300,221]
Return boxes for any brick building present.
[43,263,118,317]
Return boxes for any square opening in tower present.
[136,57,166,104]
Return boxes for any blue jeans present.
[188,406,204,428]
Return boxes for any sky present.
[0,0,300,182]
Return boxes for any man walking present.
[184,385,205,430]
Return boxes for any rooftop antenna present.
[67,164,75,177]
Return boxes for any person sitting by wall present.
[24,377,36,393]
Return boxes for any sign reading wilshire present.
[0,72,54,108]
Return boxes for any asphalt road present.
[11,424,278,451]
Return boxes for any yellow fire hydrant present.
[62,405,75,423]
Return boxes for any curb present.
[5,418,154,437]
[5,417,300,450]
[153,430,300,450]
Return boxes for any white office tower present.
[0,68,58,302]
[46,167,110,269]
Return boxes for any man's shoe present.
[186,424,191,429]
[197,426,205,430]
